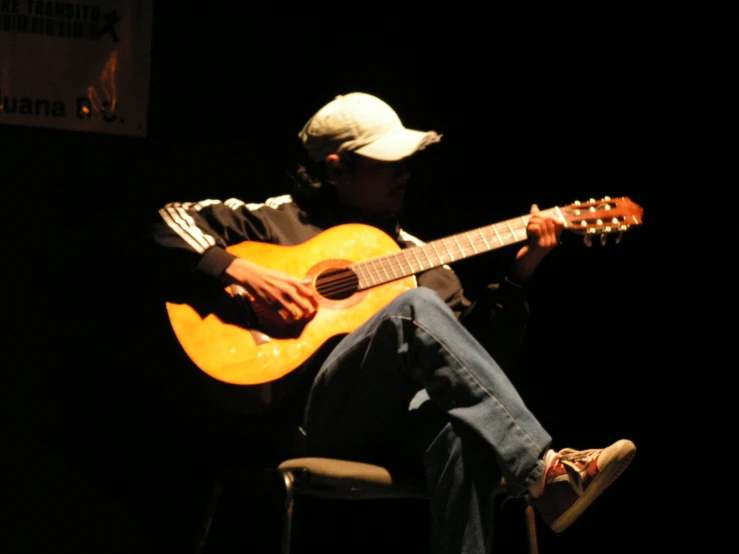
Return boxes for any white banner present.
[0,0,152,136]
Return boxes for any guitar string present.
[312,205,635,295]
[359,211,624,281]
[307,209,625,297]
[313,225,528,296]
[319,209,623,289]
[314,233,511,293]
[314,222,531,286]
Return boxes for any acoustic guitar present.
[166,196,643,385]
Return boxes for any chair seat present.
[195,457,539,554]
[273,457,428,500]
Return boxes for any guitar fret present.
[411,248,425,271]
[421,246,434,266]
[393,257,402,278]
[506,220,518,241]
[354,263,367,288]
[401,249,420,277]
[453,235,464,256]
[369,260,382,284]
[360,262,371,285]
[478,228,491,250]
[430,242,444,265]
[364,262,377,286]
[493,225,504,245]
[367,264,378,287]
[403,253,414,275]
[389,255,402,278]
[465,231,478,254]
[402,250,415,274]
[442,238,455,262]
[380,259,394,281]
[379,260,391,281]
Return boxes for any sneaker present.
[531,438,636,533]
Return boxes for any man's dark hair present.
[286,149,361,209]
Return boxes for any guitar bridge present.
[250,329,271,345]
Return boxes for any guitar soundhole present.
[315,268,359,300]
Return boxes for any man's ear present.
[325,153,340,163]
[325,153,347,184]
[325,153,341,168]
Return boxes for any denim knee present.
[391,287,452,317]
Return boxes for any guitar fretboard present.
[351,208,560,290]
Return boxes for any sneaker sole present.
[549,439,636,533]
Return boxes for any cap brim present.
[355,129,441,161]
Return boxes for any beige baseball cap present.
[298,92,442,162]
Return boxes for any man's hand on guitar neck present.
[509,204,565,284]
[222,257,319,322]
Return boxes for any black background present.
[1,5,732,554]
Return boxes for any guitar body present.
[166,224,417,385]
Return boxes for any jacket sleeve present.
[147,197,292,417]
[149,198,272,280]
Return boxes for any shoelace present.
[552,448,602,495]
[558,448,601,466]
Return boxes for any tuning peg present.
[583,234,592,247]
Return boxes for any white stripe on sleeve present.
[158,205,207,254]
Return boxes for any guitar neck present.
[352,207,562,290]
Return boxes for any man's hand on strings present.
[223,258,318,322]
[509,204,565,283]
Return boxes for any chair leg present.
[194,479,225,554]
[278,470,296,554]
[524,502,539,554]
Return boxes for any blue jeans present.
[302,287,552,553]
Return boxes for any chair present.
[194,456,540,554]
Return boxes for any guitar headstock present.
[559,196,644,246]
